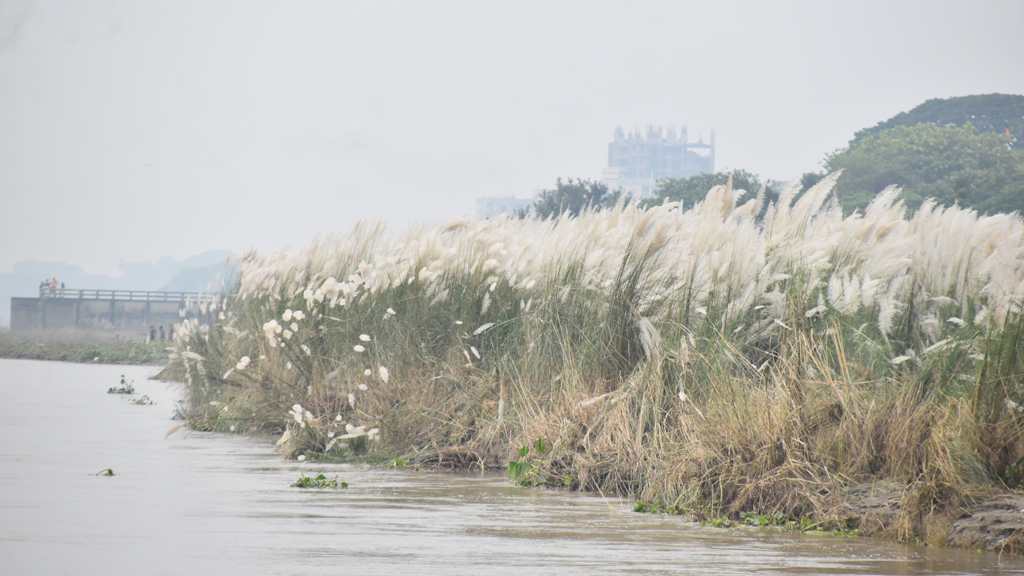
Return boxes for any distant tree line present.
[808,94,1024,214]
[528,94,1024,219]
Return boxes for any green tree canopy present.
[827,122,1024,214]
[851,93,1024,150]
[642,169,779,210]
[532,178,617,219]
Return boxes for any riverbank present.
[0,332,169,365]
[161,180,1024,555]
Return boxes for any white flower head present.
[301,344,311,355]
[386,308,396,316]
[292,310,305,320]
[236,356,251,370]
[347,393,356,407]
[359,334,371,342]
[379,366,389,383]
[263,320,281,340]
[358,383,368,391]
[297,454,306,461]
[353,344,365,353]
[364,369,372,376]
[282,309,293,322]
[282,329,292,340]
[290,322,298,332]
[335,414,343,422]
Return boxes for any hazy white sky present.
[2,0,1023,276]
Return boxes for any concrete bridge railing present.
[37,287,220,302]
[13,288,230,336]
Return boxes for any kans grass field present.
[162,174,1024,547]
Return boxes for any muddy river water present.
[1,359,1022,575]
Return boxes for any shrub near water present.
[163,173,1024,544]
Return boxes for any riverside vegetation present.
[0,333,168,365]
[161,173,1024,552]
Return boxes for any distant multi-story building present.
[476,195,538,220]
[602,125,715,198]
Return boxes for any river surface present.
[1,359,1023,575]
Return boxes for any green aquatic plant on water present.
[291,473,348,488]
[740,511,787,527]
[508,439,548,486]
[107,375,135,394]
[128,395,154,405]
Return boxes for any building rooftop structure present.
[603,125,714,198]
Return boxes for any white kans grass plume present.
[222,179,1024,344]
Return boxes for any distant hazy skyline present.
[2,0,1023,276]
